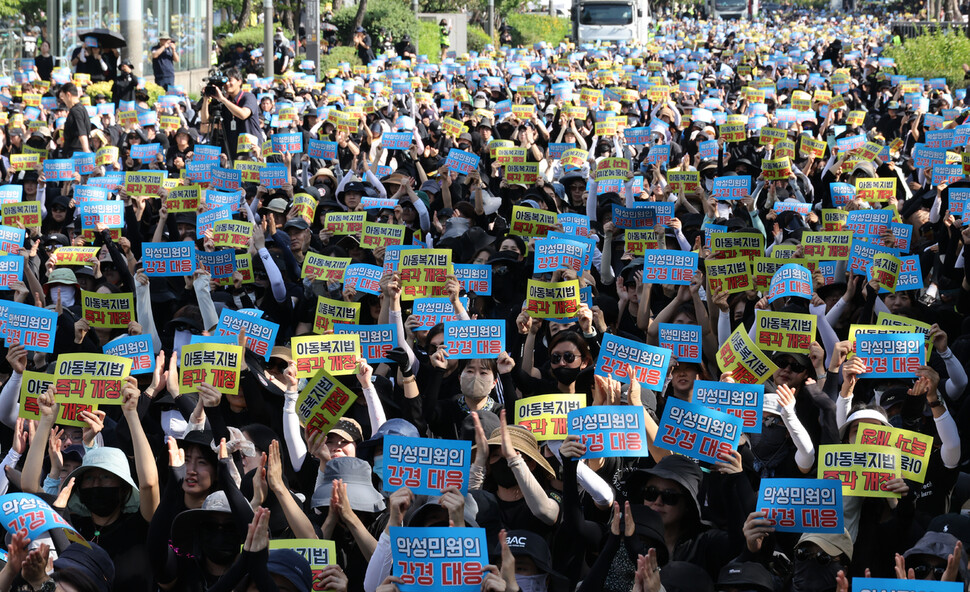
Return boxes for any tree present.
[354,0,368,31]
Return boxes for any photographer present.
[199,67,263,157]
[151,33,179,91]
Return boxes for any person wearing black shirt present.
[113,59,137,106]
[35,40,54,81]
[151,33,179,91]
[273,33,293,75]
[353,27,375,65]
[58,82,91,158]
[199,67,263,157]
[395,34,416,61]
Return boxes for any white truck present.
[572,0,651,44]
[706,0,758,19]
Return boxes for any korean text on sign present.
[215,309,280,361]
[642,250,697,285]
[654,397,742,463]
[382,435,471,495]
[514,394,585,441]
[568,406,649,459]
[333,324,397,363]
[657,323,702,363]
[296,367,357,437]
[693,380,764,433]
[291,334,360,379]
[52,354,132,406]
[854,425,932,482]
[855,333,924,378]
[180,343,243,395]
[389,527,487,592]
[756,479,843,533]
[103,334,154,375]
[595,333,671,390]
[442,320,505,360]
[818,444,902,498]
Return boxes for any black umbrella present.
[77,28,127,50]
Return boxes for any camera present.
[204,69,228,97]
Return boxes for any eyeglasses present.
[549,352,577,365]
[912,564,946,580]
[776,359,808,373]
[794,547,839,565]
[643,485,683,506]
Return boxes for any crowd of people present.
[0,9,965,592]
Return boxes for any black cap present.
[716,562,775,592]
[283,218,309,231]
[174,213,196,226]
[53,542,115,592]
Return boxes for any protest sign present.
[165,185,201,213]
[855,333,924,378]
[400,249,452,299]
[710,232,764,260]
[525,280,580,319]
[389,526,487,591]
[657,323,702,363]
[756,479,843,533]
[103,335,154,375]
[654,397,743,463]
[141,241,196,277]
[0,493,81,540]
[802,231,852,260]
[324,212,366,235]
[855,178,896,202]
[818,444,902,498]
[383,435,471,495]
[693,379,763,432]
[123,171,164,197]
[716,324,778,384]
[595,333,670,390]
[266,540,337,584]
[509,206,556,237]
[442,320,505,359]
[0,255,22,289]
[1,202,40,229]
[19,371,90,427]
[410,298,463,330]
[445,149,480,174]
[312,297,360,334]
[180,343,243,395]
[51,353,133,406]
[534,237,589,273]
[361,222,407,249]
[642,250,697,285]
[767,263,813,302]
[301,252,351,283]
[755,311,817,353]
[81,290,134,329]
[196,249,235,282]
[515,394,585,441]
[344,263,384,295]
[452,264,491,296]
[4,302,55,353]
[568,406,649,459]
[296,367,357,436]
[215,309,280,361]
[50,246,98,266]
[706,256,752,294]
[854,424,932,483]
[711,176,751,200]
[852,579,961,592]
[211,220,254,250]
[333,324,397,363]
[291,334,360,378]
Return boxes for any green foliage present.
[83,81,166,107]
[885,31,970,88]
[333,0,419,44]
[319,46,362,74]
[145,81,166,107]
[417,20,441,62]
[466,25,493,52]
[505,14,570,47]
[218,25,288,50]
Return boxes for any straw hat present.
[485,425,555,478]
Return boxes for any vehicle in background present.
[707,0,758,19]
[572,0,650,43]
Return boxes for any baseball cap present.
[283,218,309,231]
[330,418,363,443]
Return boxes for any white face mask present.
[516,574,547,592]
[50,285,76,308]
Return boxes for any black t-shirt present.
[73,512,152,592]
[35,54,54,81]
[63,102,91,157]
[220,90,263,155]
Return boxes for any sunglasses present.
[794,547,839,565]
[643,485,683,506]
[549,352,577,365]
[776,359,808,373]
[912,564,946,580]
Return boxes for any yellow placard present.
[20,371,92,427]
[9,153,39,172]
[80,290,135,329]
[291,335,361,379]
[706,256,752,295]
[302,253,350,283]
[855,178,896,202]
[870,252,901,292]
[509,206,556,238]
[166,185,201,213]
[560,148,586,168]
[267,539,337,572]
[624,229,661,256]
[754,311,816,353]
[495,147,527,165]
[324,212,365,236]
[2,201,41,229]
[818,444,901,498]
[180,343,244,395]
[752,256,793,290]
[124,171,165,197]
[360,221,406,249]
[525,279,580,319]
[801,231,852,260]
[594,157,630,181]
[292,193,317,224]
[52,246,100,266]
[399,249,453,300]
[51,354,133,406]
[234,160,265,184]
[667,170,700,193]
[854,425,932,483]
[296,367,357,436]
[716,324,778,385]
[441,117,463,138]
[759,127,787,146]
[821,209,848,231]
[710,232,764,260]
[800,136,826,159]
[313,296,361,334]
[96,146,119,166]
[514,394,586,441]
[762,157,791,181]
[720,123,746,143]
[212,220,254,250]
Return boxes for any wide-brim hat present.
[66,447,140,517]
[484,425,554,478]
[170,491,234,551]
[310,456,385,512]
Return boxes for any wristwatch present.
[32,580,55,592]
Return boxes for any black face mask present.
[552,365,582,385]
[200,530,242,565]
[791,559,842,592]
[489,458,518,488]
[78,486,123,517]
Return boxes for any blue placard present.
[712,176,751,200]
[0,255,22,290]
[856,333,924,378]
[389,526,487,592]
[307,139,338,160]
[829,182,856,207]
[0,186,20,207]
[912,144,946,168]
[205,189,241,213]
[210,167,242,192]
[548,142,574,159]
[646,143,670,165]
[442,320,504,359]
[130,143,161,162]
[0,493,78,539]
[653,397,743,464]
[932,163,963,186]
[697,139,717,160]
[72,152,95,175]
[836,134,865,153]
[260,163,288,188]
[623,127,651,146]
[852,579,960,592]
[0,225,24,254]
[382,434,471,495]
[43,159,74,182]
[196,248,236,281]
[382,131,412,150]
[382,245,420,272]
[888,222,913,253]
[190,335,237,346]
[657,323,702,363]
[344,263,384,295]
[185,160,214,183]
[193,144,221,162]
[557,213,591,238]
[767,263,812,302]
[78,200,124,229]
[271,132,303,154]
[533,237,589,273]
[4,302,56,352]
[594,333,671,390]
[611,205,657,230]
[452,264,492,296]
[143,241,196,276]
[692,379,764,433]
[845,209,893,237]
[893,256,923,292]
[411,298,463,329]
[567,405,649,459]
[636,202,674,226]
[333,323,397,363]
[103,334,155,375]
[756,479,844,533]
[216,308,280,361]
[849,239,900,275]
[642,250,697,285]
[445,149,480,175]
[197,206,232,239]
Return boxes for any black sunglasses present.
[643,485,683,506]
[912,564,946,580]
[550,352,576,365]
[794,547,839,565]
[776,359,808,373]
